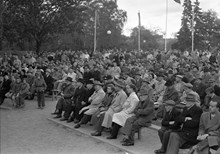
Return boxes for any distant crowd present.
[0,48,220,154]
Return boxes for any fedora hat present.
[184,82,193,88]
[176,75,183,79]
[113,79,125,88]
[86,79,94,85]
[66,77,73,82]
[185,93,196,103]
[77,78,84,84]
[93,80,104,86]
[164,100,175,106]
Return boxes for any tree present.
[3,0,87,55]
[193,0,204,50]
[0,0,3,50]
[83,0,127,54]
[130,26,161,51]
[173,0,192,51]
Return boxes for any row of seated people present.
[51,76,220,154]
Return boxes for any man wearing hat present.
[165,93,203,154]
[33,71,47,109]
[155,79,179,119]
[155,100,181,153]
[121,87,155,146]
[153,73,166,104]
[90,83,115,136]
[52,77,75,118]
[44,69,54,95]
[64,78,89,123]
[74,80,105,128]
[134,72,143,92]
[0,72,11,105]
[174,74,184,96]
[180,82,200,107]
[101,79,127,130]
[193,77,208,106]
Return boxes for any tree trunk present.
[0,0,3,51]
[36,40,42,56]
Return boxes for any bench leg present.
[138,128,141,140]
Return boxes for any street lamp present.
[107,30,111,35]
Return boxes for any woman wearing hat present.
[106,84,139,139]
[33,71,47,109]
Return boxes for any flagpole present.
[191,5,195,53]
[138,11,141,52]
[94,10,97,54]
[165,0,168,53]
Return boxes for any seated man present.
[165,92,203,154]
[52,77,75,118]
[90,83,115,129]
[120,87,155,146]
[192,100,220,154]
[155,100,181,153]
[74,81,105,128]
[0,72,11,105]
[90,80,127,136]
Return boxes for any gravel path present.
[0,98,125,154]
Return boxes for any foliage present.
[129,26,162,51]
[172,0,220,52]
[2,0,127,55]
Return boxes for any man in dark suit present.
[44,69,54,95]
[64,78,90,123]
[165,92,203,154]
[155,100,181,154]
[193,100,220,154]
[134,72,143,92]
[120,87,155,146]
[0,73,11,105]
[52,77,75,119]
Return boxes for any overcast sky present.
[117,0,220,38]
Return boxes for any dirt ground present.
[0,98,125,154]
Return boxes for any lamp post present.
[191,6,195,53]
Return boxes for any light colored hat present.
[184,83,193,88]
[164,100,176,106]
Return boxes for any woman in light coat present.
[106,84,139,139]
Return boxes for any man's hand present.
[185,117,192,121]
[169,121,175,125]
[197,134,209,141]
[81,101,86,105]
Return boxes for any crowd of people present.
[0,48,220,154]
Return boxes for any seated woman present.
[106,84,139,139]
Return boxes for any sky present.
[117,0,220,38]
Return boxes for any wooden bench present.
[136,123,160,140]
[52,90,60,101]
